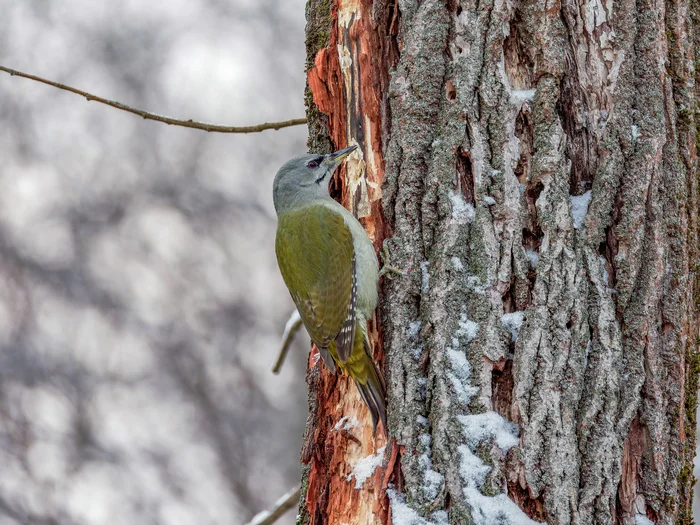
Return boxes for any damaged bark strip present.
[307,0,394,234]
[300,1,398,524]
[303,0,699,523]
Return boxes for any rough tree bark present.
[298,0,700,524]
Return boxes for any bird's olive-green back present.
[275,204,355,354]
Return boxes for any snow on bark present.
[524,249,539,269]
[501,312,525,341]
[569,191,592,230]
[458,412,519,451]
[381,0,551,518]
[387,488,449,525]
[349,446,387,489]
[448,191,476,224]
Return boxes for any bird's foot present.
[378,241,405,279]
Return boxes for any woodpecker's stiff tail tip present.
[354,364,387,435]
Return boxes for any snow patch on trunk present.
[421,260,430,292]
[407,320,422,337]
[463,488,545,525]
[497,55,537,109]
[348,446,385,489]
[447,314,544,524]
[388,488,449,524]
[446,312,481,403]
[525,249,539,268]
[570,191,592,229]
[333,416,359,431]
[501,311,525,340]
[449,191,475,223]
[458,412,520,450]
[447,349,479,404]
[631,125,641,140]
[511,89,536,105]
[456,313,479,344]
[418,433,444,501]
[457,417,545,524]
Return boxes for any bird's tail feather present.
[353,332,387,434]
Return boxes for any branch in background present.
[245,485,301,525]
[0,65,307,134]
[272,310,303,374]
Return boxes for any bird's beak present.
[327,145,358,167]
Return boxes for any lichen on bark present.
[381,0,700,523]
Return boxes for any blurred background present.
[0,1,309,524]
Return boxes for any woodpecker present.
[273,146,386,431]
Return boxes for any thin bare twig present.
[245,485,301,525]
[272,310,303,374]
[0,65,307,133]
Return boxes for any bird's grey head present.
[273,145,357,213]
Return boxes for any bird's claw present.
[379,242,405,279]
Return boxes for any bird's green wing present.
[275,204,356,363]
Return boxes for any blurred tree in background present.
[0,1,309,524]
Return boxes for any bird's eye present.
[307,160,319,169]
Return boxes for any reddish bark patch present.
[375,439,402,522]
[303,353,388,525]
[491,358,514,421]
[507,469,547,522]
[617,416,645,521]
[456,147,474,206]
[303,1,399,523]
[514,108,533,185]
[307,44,347,152]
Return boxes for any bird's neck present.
[274,191,335,215]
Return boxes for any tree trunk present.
[299,0,700,523]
